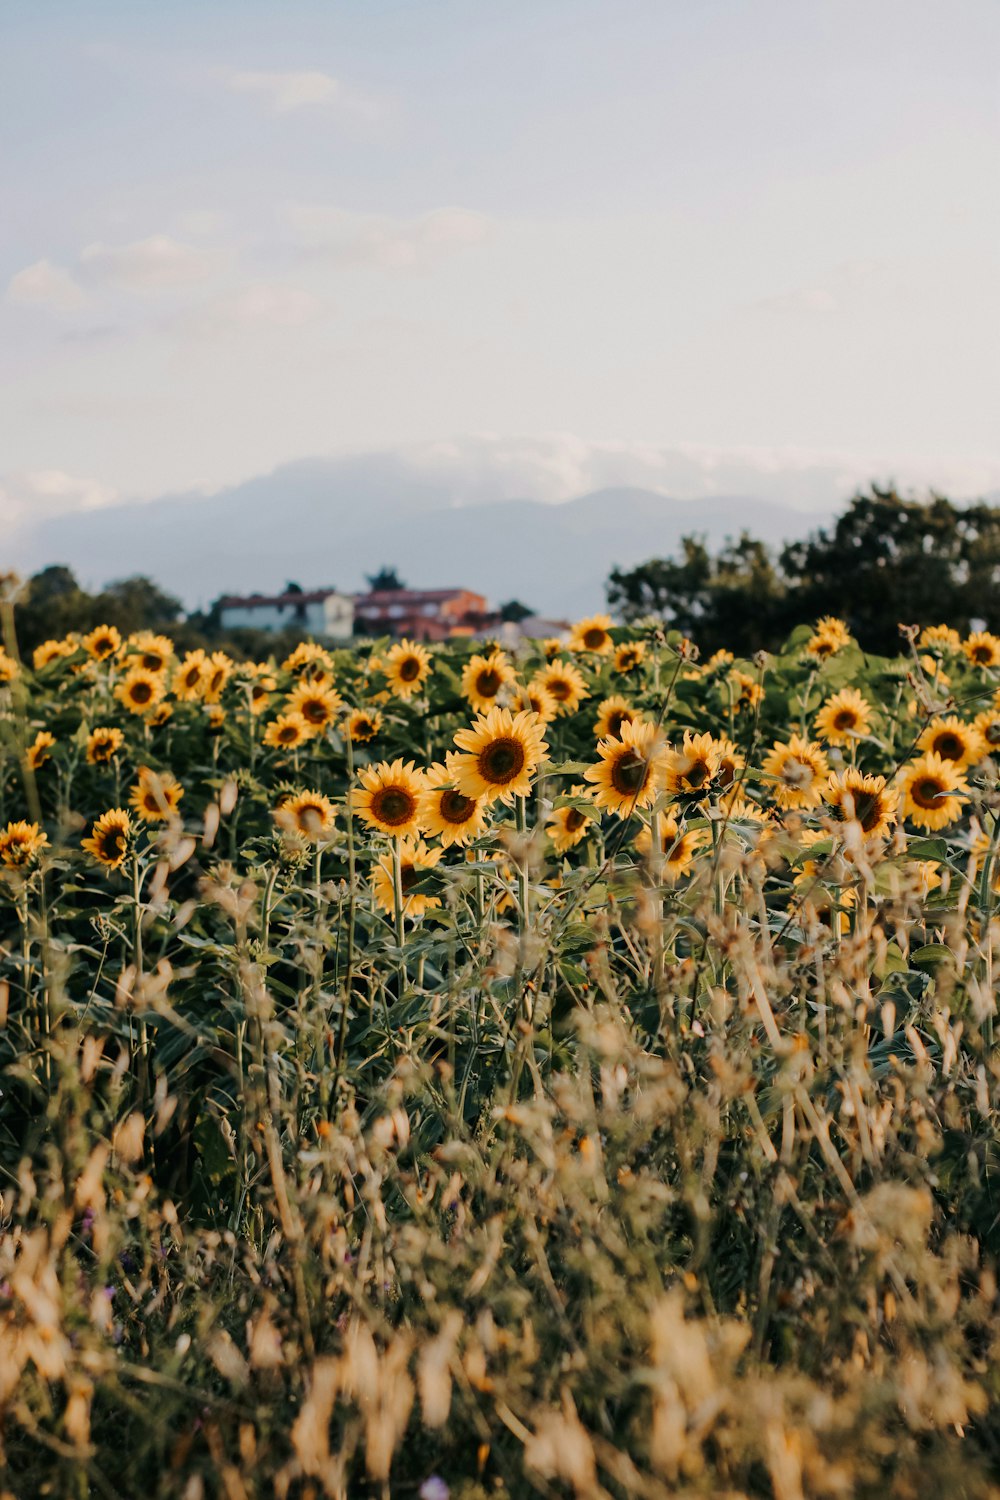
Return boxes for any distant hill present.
[7,457,829,618]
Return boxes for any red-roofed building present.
[353,587,488,640]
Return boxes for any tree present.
[365,567,405,592]
[499,599,534,622]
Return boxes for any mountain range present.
[7,454,835,620]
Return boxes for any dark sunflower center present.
[302,699,328,723]
[440,789,476,823]
[610,748,649,796]
[607,712,628,737]
[685,761,710,789]
[932,732,963,760]
[583,628,605,649]
[100,828,126,860]
[564,809,586,832]
[184,669,201,688]
[848,792,881,831]
[400,863,419,894]
[399,658,420,682]
[131,682,153,704]
[476,669,501,696]
[833,710,856,731]
[353,718,374,739]
[142,653,164,671]
[548,678,571,701]
[372,787,415,826]
[912,777,945,809]
[296,803,326,830]
[478,737,526,785]
[986,722,1000,745]
[278,725,299,743]
[973,646,992,663]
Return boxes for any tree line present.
[606,486,1000,655]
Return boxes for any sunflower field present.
[4,594,1000,1498]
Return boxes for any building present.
[217,588,354,640]
[352,587,488,641]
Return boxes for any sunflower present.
[246,674,277,716]
[634,812,706,881]
[814,687,872,745]
[283,642,335,677]
[202,651,234,705]
[263,712,311,750]
[81,808,132,870]
[569,613,614,655]
[147,702,174,728]
[511,684,558,724]
[83,624,122,662]
[274,790,337,841]
[0,820,48,869]
[713,735,744,795]
[450,707,548,806]
[662,732,720,800]
[918,655,951,689]
[384,639,432,699]
[706,649,734,671]
[585,718,666,817]
[373,838,443,920]
[593,696,642,742]
[973,709,1000,756]
[898,752,967,832]
[729,670,764,712]
[761,734,830,810]
[614,640,646,674]
[920,624,961,651]
[352,760,426,837]
[127,632,174,674]
[287,680,343,736]
[532,659,589,716]
[964,631,1000,669]
[129,766,185,823]
[824,769,898,840]
[116,666,166,716]
[916,715,983,770]
[419,763,489,847]
[347,707,383,743]
[26,730,55,770]
[173,650,209,701]
[461,649,515,713]
[546,786,595,854]
[32,638,74,670]
[206,705,226,733]
[86,726,124,765]
[0,650,17,686]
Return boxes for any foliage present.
[1,590,1000,1495]
[608,486,1000,655]
[365,566,406,592]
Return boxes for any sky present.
[2,0,999,528]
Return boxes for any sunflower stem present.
[515,795,529,931]
[392,838,406,998]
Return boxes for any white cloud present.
[0,469,118,526]
[180,282,324,333]
[227,69,382,119]
[6,259,88,312]
[281,205,492,268]
[80,235,219,291]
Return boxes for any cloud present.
[0,469,119,526]
[6,259,88,312]
[281,205,492,268]
[227,69,382,119]
[80,235,219,291]
[178,282,324,334]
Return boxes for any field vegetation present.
[2,583,1000,1497]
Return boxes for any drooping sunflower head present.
[460,650,515,713]
[81,808,132,870]
[202,651,235,704]
[116,666,166,716]
[917,715,984,770]
[173,650,209,701]
[824,768,898,840]
[0,820,48,870]
[593,696,642,742]
[384,639,432,700]
[352,759,427,838]
[964,631,1000,669]
[898,752,967,833]
[729,670,764,713]
[541,637,564,662]
[814,687,873,746]
[274,789,337,841]
[662,731,721,800]
[761,733,829,810]
[920,624,961,652]
[569,614,614,655]
[419,762,489,847]
[86,726,125,765]
[128,632,174,675]
[373,838,443,920]
[585,718,667,817]
[287,680,344,735]
[129,766,185,823]
[712,735,744,793]
[32,638,75,671]
[545,785,594,855]
[26,730,56,771]
[706,649,735,672]
[147,702,174,728]
[613,640,646,675]
[347,707,383,744]
[83,624,122,662]
[246,674,277,715]
[450,707,549,806]
[263,711,311,751]
[283,642,335,678]
[634,812,706,881]
[533,659,589,716]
